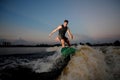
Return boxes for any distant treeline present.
[0,40,120,47]
[0,43,60,47]
[84,40,120,46]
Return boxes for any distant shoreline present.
[0,40,120,47]
[0,45,120,47]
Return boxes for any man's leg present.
[65,39,71,47]
[61,39,65,47]
[55,36,61,42]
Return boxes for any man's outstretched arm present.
[49,26,62,37]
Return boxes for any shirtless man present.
[49,20,73,47]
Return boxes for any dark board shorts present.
[58,35,68,42]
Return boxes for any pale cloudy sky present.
[0,0,120,43]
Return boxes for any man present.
[49,20,73,47]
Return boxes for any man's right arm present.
[49,25,62,37]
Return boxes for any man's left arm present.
[67,28,73,39]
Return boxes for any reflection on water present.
[0,47,46,55]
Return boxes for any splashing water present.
[0,46,119,80]
[21,47,62,73]
[57,46,120,80]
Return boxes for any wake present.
[0,46,119,80]
[57,45,120,80]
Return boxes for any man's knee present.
[55,37,60,42]
[61,39,65,43]
[61,39,65,47]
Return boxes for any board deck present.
[61,47,76,57]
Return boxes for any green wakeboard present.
[61,47,76,57]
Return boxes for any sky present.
[0,0,120,44]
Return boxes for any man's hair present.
[64,20,69,23]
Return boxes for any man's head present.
[64,20,69,27]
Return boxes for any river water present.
[0,46,120,80]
